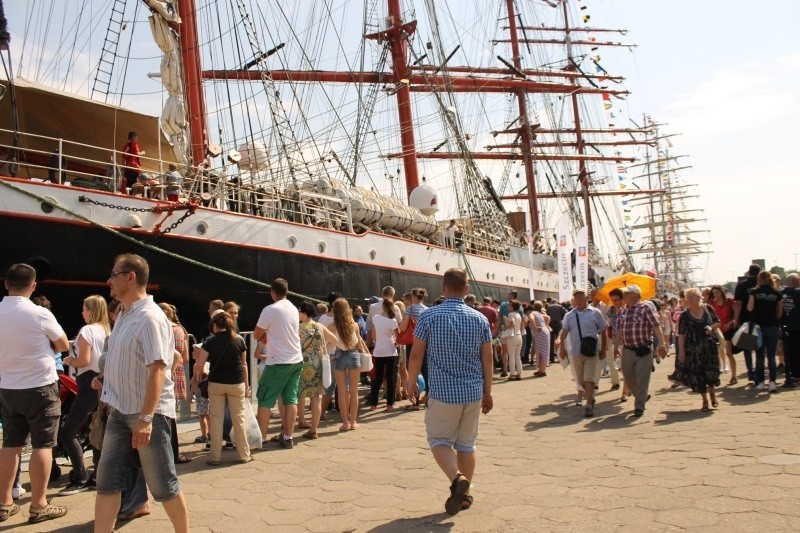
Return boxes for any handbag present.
[356,336,373,371]
[396,316,417,345]
[88,402,108,450]
[321,354,332,388]
[732,322,761,351]
[575,311,598,357]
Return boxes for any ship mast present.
[505,0,540,234]
[176,0,208,167]
[562,1,593,244]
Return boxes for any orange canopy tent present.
[596,272,657,305]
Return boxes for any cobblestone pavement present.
[5,359,800,532]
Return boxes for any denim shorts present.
[333,349,361,371]
[96,409,181,501]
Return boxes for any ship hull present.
[0,179,555,336]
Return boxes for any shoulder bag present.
[575,311,598,357]
[396,315,417,345]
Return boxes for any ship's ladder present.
[91,0,128,102]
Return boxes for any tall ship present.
[0,0,686,334]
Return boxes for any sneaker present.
[768,381,777,393]
[12,485,26,500]
[755,382,766,391]
[721,366,729,373]
[81,478,96,490]
[279,437,294,449]
[633,408,644,417]
[610,383,621,391]
[59,482,90,496]
[500,371,508,378]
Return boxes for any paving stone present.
[10,362,797,532]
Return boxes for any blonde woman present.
[326,298,369,430]
[59,295,110,495]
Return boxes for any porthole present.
[318,241,326,253]
[505,275,509,282]
[435,262,440,271]
[511,276,514,282]
[400,256,406,266]
[486,272,490,280]
[287,236,297,249]
[196,222,208,235]
[40,201,54,214]
[370,250,377,260]
[491,273,495,280]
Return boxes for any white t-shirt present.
[0,296,64,389]
[317,313,336,355]
[73,323,108,375]
[256,298,302,365]
[372,315,399,357]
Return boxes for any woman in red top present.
[709,285,737,385]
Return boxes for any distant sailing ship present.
[0,0,702,333]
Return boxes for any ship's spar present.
[177,0,655,251]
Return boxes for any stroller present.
[50,373,93,481]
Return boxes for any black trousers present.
[368,356,399,406]
[522,327,532,363]
[784,330,800,380]
[59,371,99,484]
[549,324,562,360]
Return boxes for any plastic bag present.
[732,322,761,351]
[243,401,262,450]
[322,354,332,388]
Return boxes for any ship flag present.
[556,212,574,303]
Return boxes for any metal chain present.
[78,195,163,213]
[159,209,194,235]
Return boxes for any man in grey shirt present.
[94,254,189,532]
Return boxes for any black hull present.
[1,215,541,338]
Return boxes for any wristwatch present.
[139,414,153,423]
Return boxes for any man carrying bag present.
[558,289,608,417]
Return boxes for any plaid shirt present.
[414,298,492,404]
[617,301,660,348]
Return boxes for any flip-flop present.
[176,454,192,464]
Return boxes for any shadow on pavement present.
[653,409,714,425]
[365,512,454,532]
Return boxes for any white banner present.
[556,212,574,303]
[575,225,589,292]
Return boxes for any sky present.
[589,0,800,283]
[5,1,799,285]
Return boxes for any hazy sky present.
[590,0,800,283]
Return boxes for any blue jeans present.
[96,410,181,501]
[755,326,779,384]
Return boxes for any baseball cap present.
[623,284,642,296]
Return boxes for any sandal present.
[533,371,547,377]
[728,377,738,386]
[205,459,221,466]
[269,432,284,442]
[349,422,360,430]
[462,494,474,510]
[193,435,209,443]
[297,422,311,429]
[28,501,67,524]
[445,474,471,516]
[117,503,151,522]
[339,424,350,431]
[176,454,192,464]
[302,430,318,439]
[701,401,710,412]
[711,397,719,408]
[0,503,20,523]
[405,404,421,411]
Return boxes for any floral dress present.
[530,311,550,362]
[677,306,721,393]
[299,321,326,398]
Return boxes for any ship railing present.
[0,127,184,192]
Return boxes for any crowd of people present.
[1,257,799,529]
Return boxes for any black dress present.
[677,307,721,393]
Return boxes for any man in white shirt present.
[0,264,69,524]
[94,254,188,533]
[254,278,303,449]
